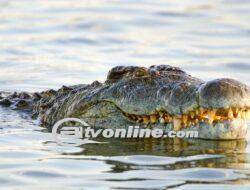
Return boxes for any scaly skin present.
[0,65,249,139]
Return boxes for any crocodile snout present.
[198,78,250,109]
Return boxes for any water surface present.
[0,0,250,189]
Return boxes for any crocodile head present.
[37,65,250,140]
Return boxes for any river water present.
[0,0,250,189]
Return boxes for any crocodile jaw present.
[195,119,247,140]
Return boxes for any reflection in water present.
[0,0,250,189]
[78,137,248,170]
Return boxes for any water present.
[0,0,250,189]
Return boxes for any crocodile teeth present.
[241,111,246,120]
[150,115,158,124]
[215,116,221,120]
[228,108,234,119]
[173,118,181,131]
[208,110,216,125]
[159,118,164,123]
[195,109,199,115]
[237,109,242,119]
[234,108,239,117]
[124,106,249,127]
[182,115,188,125]
[136,116,142,122]
[195,118,199,124]
[247,110,250,119]
[143,116,150,124]
[190,112,195,119]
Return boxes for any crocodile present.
[0,65,249,140]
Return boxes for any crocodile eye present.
[133,68,148,77]
[106,66,147,83]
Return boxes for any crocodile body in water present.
[0,65,249,140]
